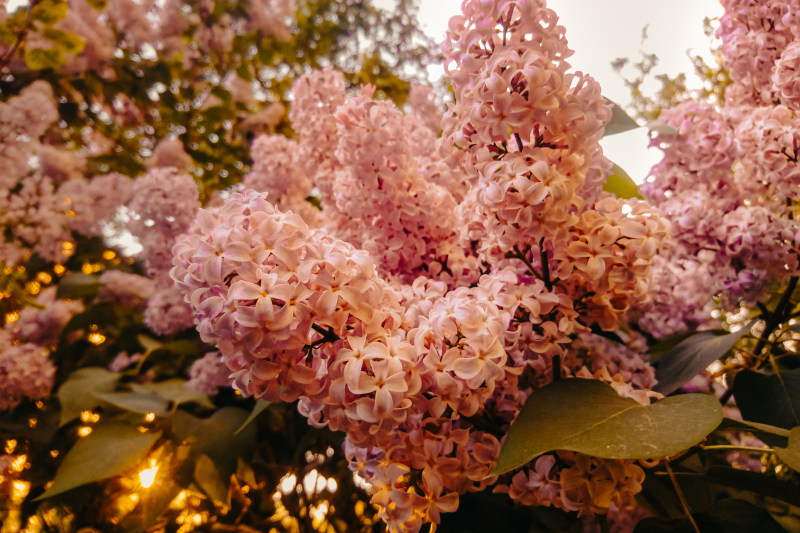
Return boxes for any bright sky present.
[416,0,725,182]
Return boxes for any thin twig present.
[701,444,774,454]
[665,461,701,533]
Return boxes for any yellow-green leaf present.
[493,378,722,476]
[24,47,63,70]
[31,0,68,25]
[58,367,119,426]
[603,163,643,200]
[775,427,800,473]
[36,422,160,500]
[42,27,85,55]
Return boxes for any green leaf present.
[775,426,800,473]
[604,99,639,136]
[31,0,68,25]
[715,417,790,444]
[93,391,169,416]
[705,466,800,507]
[646,331,697,365]
[194,454,229,504]
[61,303,114,337]
[42,28,86,55]
[131,380,214,409]
[36,422,161,500]
[603,164,643,200]
[137,334,163,353]
[634,498,787,533]
[493,378,722,476]
[56,273,102,300]
[0,24,16,46]
[235,399,271,434]
[733,368,800,431]
[654,321,755,395]
[85,0,108,9]
[24,47,64,70]
[172,407,256,473]
[58,367,119,426]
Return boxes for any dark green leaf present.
[24,47,63,70]
[36,422,160,500]
[604,100,639,136]
[172,407,256,472]
[635,499,787,533]
[647,331,697,365]
[56,273,102,300]
[493,379,722,475]
[705,466,800,507]
[61,303,114,337]
[603,163,643,200]
[715,418,790,441]
[42,27,85,55]
[57,367,119,426]
[775,426,800,473]
[93,391,169,416]
[733,368,800,431]
[235,399,271,434]
[654,321,755,394]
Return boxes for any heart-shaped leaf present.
[655,321,754,395]
[733,368,800,431]
[603,163,643,200]
[775,426,800,473]
[172,407,255,472]
[493,378,722,476]
[36,422,160,500]
[58,367,119,426]
[604,99,640,136]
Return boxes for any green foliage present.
[602,163,644,199]
[634,499,787,533]
[36,421,161,500]
[55,273,102,300]
[24,47,63,70]
[42,28,86,55]
[57,367,120,426]
[494,379,723,475]
[776,427,800,473]
[654,321,755,395]
[236,399,272,435]
[30,0,69,26]
[604,99,640,136]
[733,368,800,431]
